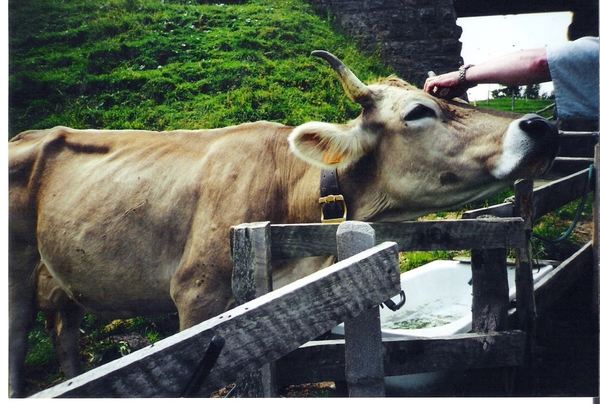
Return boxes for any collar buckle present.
[319,194,347,224]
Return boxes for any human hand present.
[423,71,472,100]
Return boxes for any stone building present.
[310,0,598,87]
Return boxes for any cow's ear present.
[288,122,376,168]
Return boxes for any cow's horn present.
[312,50,373,106]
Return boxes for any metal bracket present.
[381,290,406,312]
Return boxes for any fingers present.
[423,71,468,100]
[423,76,437,93]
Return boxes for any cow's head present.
[288,51,559,221]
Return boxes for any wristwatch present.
[458,64,474,86]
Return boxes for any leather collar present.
[319,169,347,223]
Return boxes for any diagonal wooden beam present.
[32,242,400,398]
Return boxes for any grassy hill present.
[9,0,556,138]
[9,0,396,138]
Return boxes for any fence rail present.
[269,217,526,260]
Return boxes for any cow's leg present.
[42,302,85,379]
[9,243,39,398]
[36,262,85,379]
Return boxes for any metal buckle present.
[319,194,347,224]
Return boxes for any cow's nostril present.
[519,118,558,138]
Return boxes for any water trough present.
[332,259,554,338]
[331,259,555,395]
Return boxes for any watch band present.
[458,64,474,85]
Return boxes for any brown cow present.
[8,51,558,396]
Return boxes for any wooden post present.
[336,221,387,397]
[514,179,536,333]
[513,178,538,394]
[469,247,511,395]
[230,222,276,398]
[471,248,509,333]
[231,222,273,302]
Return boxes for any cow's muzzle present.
[519,114,560,161]
[519,115,559,140]
[492,114,560,179]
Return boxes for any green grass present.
[470,97,555,119]
[9,0,394,138]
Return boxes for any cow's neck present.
[335,154,386,223]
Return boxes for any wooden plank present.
[556,130,599,158]
[463,168,595,220]
[268,223,339,259]
[531,167,594,220]
[461,202,513,219]
[373,219,525,252]
[531,241,593,316]
[270,218,526,259]
[32,242,401,398]
[336,221,386,397]
[549,157,595,174]
[470,248,509,333]
[275,331,527,385]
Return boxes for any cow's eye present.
[404,104,437,121]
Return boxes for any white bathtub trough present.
[332,259,554,338]
[330,259,555,396]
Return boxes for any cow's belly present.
[35,184,195,319]
[38,244,178,319]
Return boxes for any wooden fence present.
[230,218,528,397]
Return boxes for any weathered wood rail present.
[268,218,526,259]
[462,167,595,221]
[275,331,527,386]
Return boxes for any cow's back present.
[9,123,298,319]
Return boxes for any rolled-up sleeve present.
[546,37,599,120]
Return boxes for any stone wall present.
[310,0,464,87]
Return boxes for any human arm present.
[424,48,552,99]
